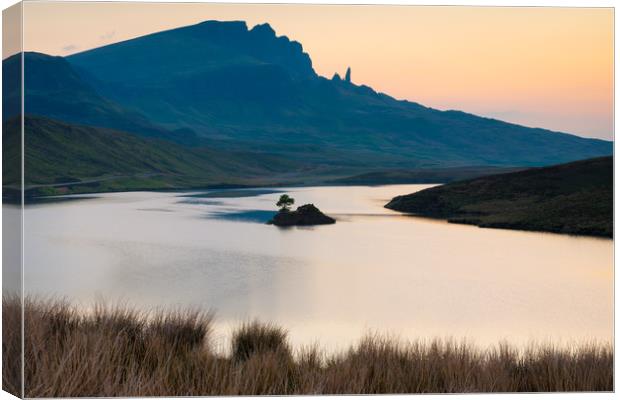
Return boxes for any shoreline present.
[395,212,615,240]
[13,182,611,239]
[16,180,441,201]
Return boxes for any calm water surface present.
[23,185,613,351]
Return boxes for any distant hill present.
[4,115,530,198]
[330,166,524,185]
[385,156,613,237]
[4,116,303,197]
[1,19,608,172]
[8,116,567,198]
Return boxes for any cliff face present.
[67,21,316,84]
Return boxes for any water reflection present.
[23,185,613,352]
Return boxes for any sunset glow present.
[20,2,614,139]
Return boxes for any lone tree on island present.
[276,194,295,211]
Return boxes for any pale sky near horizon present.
[8,2,615,140]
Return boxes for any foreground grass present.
[2,297,613,396]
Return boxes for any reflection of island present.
[268,204,336,226]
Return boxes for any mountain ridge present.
[4,19,612,174]
[64,20,613,167]
[68,20,316,82]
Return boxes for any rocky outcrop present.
[333,68,352,83]
[268,204,336,226]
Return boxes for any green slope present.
[6,116,546,199]
[385,156,613,237]
[4,116,301,197]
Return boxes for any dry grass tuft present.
[231,321,290,362]
[2,295,22,397]
[2,296,613,396]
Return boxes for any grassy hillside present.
[4,116,303,197]
[7,116,558,198]
[385,157,613,237]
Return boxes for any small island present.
[268,195,336,226]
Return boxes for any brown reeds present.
[2,295,613,397]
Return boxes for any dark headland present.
[385,156,613,238]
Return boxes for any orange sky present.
[15,2,615,140]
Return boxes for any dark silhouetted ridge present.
[3,19,611,175]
